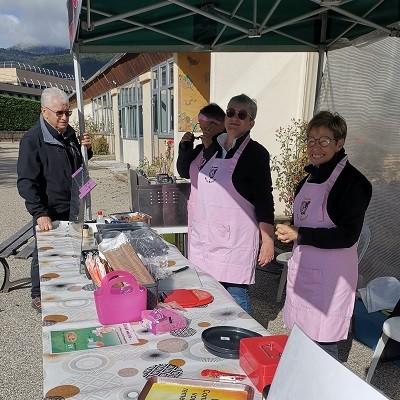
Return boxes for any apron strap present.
[325,156,348,192]
[232,134,251,162]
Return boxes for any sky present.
[0,0,70,49]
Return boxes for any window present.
[92,92,113,133]
[118,80,143,140]
[151,59,174,136]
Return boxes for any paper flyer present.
[50,323,139,353]
[144,383,248,400]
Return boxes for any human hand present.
[80,133,92,149]
[180,132,195,143]
[36,216,53,232]
[275,224,298,243]
[258,237,274,267]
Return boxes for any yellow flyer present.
[145,383,248,400]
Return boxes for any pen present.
[173,266,189,274]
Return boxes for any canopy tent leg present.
[314,11,328,114]
[72,46,92,221]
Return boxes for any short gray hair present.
[41,87,69,107]
[228,94,257,119]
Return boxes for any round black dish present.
[202,326,262,359]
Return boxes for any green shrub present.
[0,95,41,130]
[71,117,111,155]
[271,119,309,216]
[92,135,109,155]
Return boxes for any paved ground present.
[0,141,398,399]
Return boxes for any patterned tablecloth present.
[38,222,267,400]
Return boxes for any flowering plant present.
[138,139,174,176]
[271,119,308,216]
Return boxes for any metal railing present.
[0,61,76,80]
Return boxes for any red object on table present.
[163,289,213,308]
[239,335,288,392]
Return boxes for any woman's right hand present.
[275,224,298,243]
[180,132,194,143]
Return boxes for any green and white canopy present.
[69,0,400,53]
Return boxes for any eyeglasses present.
[307,136,336,147]
[46,107,72,118]
[226,108,252,120]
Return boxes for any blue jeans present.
[221,282,252,314]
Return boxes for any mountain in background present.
[0,45,113,80]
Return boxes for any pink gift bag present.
[94,270,147,324]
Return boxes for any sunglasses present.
[226,108,252,120]
[46,107,72,117]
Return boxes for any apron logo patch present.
[205,165,218,183]
[299,199,311,220]
[199,157,207,170]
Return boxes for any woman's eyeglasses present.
[226,108,251,120]
[46,107,72,117]
[307,136,336,147]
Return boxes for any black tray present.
[202,326,262,359]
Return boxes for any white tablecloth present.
[38,222,267,399]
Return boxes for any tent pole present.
[314,48,324,113]
[314,11,328,114]
[72,45,92,221]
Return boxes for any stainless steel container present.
[128,167,190,227]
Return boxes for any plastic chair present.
[357,223,371,289]
[275,251,291,303]
[366,316,400,383]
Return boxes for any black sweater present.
[295,149,372,249]
[177,132,274,225]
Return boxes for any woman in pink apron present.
[276,111,372,358]
[189,94,275,314]
[177,104,226,256]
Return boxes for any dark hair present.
[199,103,226,122]
[307,111,347,140]
[228,94,257,119]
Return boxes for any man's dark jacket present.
[17,116,93,219]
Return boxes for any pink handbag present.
[94,270,147,325]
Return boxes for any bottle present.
[96,210,105,224]
[82,224,90,238]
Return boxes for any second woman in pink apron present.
[276,111,372,358]
[189,94,275,314]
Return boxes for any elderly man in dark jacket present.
[17,87,92,312]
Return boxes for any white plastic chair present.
[357,223,371,289]
[366,316,400,383]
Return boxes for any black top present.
[177,132,274,225]
[17,119,93,219]
[295,149,372,249]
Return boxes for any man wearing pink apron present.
[276,111,372,358]
[189,94,275,313]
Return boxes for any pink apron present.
[283,156,358,342]
[188,135,259,284]
[187,150,206,259]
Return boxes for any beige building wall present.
[0,68,18,84]
[210,52,318,217]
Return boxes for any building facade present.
[0,61,75,100]
[70,52,318,215]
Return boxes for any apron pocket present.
[291,267,323,310]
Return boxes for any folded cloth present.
[358,276,400,313]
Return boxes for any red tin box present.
[239,335,288,392]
